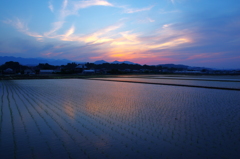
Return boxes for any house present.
[39,70,54,74]
[3,68,14,74]
[75,64,87,73]
[124,69,131,73]
[53,67,62,73]
[82,70,95,75]
[24,69,35,75]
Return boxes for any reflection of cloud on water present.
[83,81,142,120]
[63,101,75,119]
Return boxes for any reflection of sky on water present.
[83,81,141,118]
[0,79,239,159]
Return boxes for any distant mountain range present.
[0,56,137,66]
[0,56,209,70]
[0,56,75,66]
[94,60,136,65]
[93,60,108,64]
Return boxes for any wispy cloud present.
[148,38,191,49]
[61,25,75,41]
[48,1,54,12]
[170,0,175,4]
[162,23,172,29]
[60,0,113,19]
[111,31,140,46]
[42,52,64,57]
[123,5,154,14]
[159,9,180,14]
[3,18,43,38]
[185,52,224,62]
[80,23,122,43]
[72,0,113,9]
[59,0,69,19]
[49,23,123,44]
[147,18,155,23]
[136,17,155,23]
[48,0,114,37]
[44,21,65,37]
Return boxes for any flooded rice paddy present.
[0,76,240,159]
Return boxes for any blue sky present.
[0,0,239,68]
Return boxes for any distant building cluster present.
[0,61,240,76]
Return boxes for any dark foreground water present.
[0,78,239,159]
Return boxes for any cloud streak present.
[45,0,115,39]
[123,5,154,14]
[3,18,43,38]
[72,0,113,9]
[44,21,65,38]
[60,0,113,19]
[48,1,54,12]
[170,0,175,4]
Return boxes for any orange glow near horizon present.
[38,22,193,64]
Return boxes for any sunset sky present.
[0,0,239,68]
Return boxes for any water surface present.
[0,78,239,159]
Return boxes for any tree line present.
[1,61,190,75]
